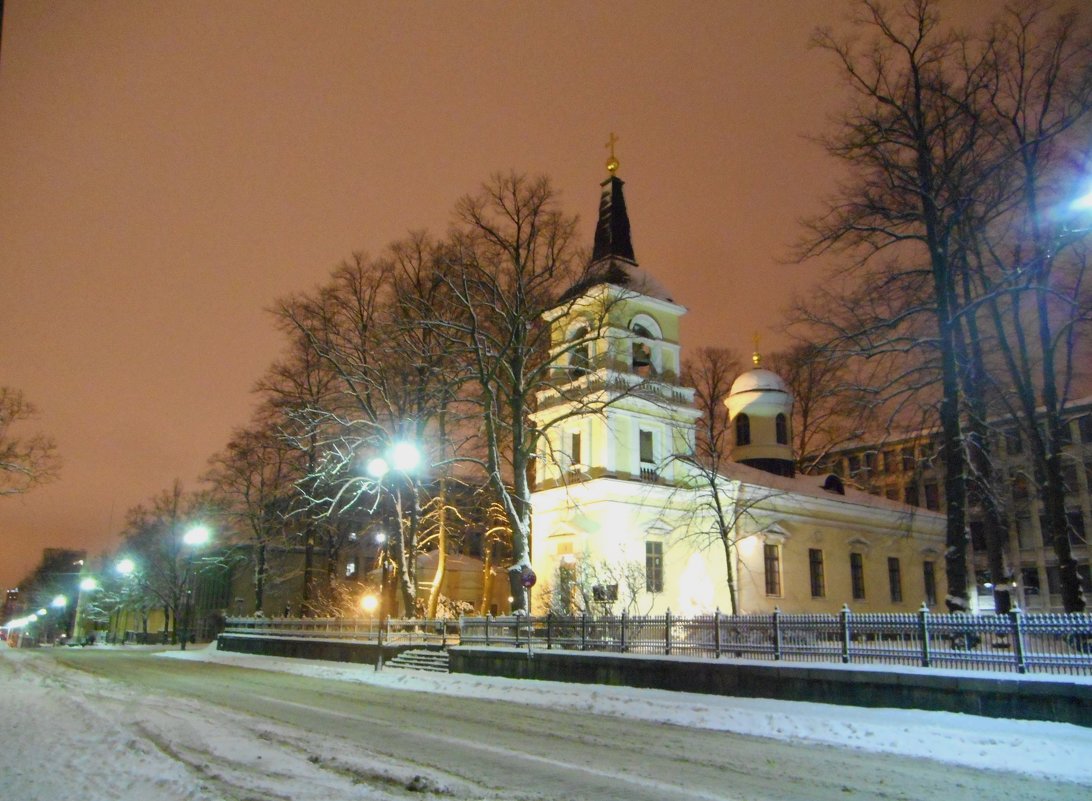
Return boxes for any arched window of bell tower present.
[629,314,662,376]
[567,324,591,380]
[776,413,788,445]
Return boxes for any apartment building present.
[818,399,1092,612]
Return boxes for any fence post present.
[546,612,553,650]
[581,612,588,650]
[918,602,931,667]
[714,608,721,659]
[1009,606,1028,674]
[840,604,851,664]
[620,611,627,653]
[515,613,521,646]
[441,616,447,648]
[485,613,492,647]
[772,607,782,660]
[665,608,672,655]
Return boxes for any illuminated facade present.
[529,164,946,615]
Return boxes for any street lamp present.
[179,524,212,651]
[110,557,137,643]
[362,441,421,621]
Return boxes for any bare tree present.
[0,386,59,496]
[800,0,1008,611]
[116,481,217,643]
[432,173,610,612]
[204,410,300,614]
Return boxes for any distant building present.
[529,159,947,616]
[817,401,1092,612]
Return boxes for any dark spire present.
[591,174,636,264]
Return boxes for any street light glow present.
[366,457,389,479]
[391,442,421,472]
[79,577,98,592]
[116,558,135,575]
[360,595,378,614]
[1071,188,1092,211]
[183,525,211,547]
[51,595,67,608]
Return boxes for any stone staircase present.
[384,648,450,673]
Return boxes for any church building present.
[529,153,947,616]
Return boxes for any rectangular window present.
[570,431,581,466]
[1045,566,1062,596]
[645,541,663,593]
[1067,510,1087,546]
[924,482,940,511]
[847,454,862,475]
[345,557,357,578]
[901,448,915,472]
[1021,565,1041,597]
[850,552,866,600]
[639,430,654,463]
[808,548,825,598]
[764,543,781,596]
[923,561,937,606]
[887,557,903,603]
[885,487,899,501]
[905,483,920,507]
[883,449,897,474]
[1079,415,1092,444]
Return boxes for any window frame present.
[850,552,866,600]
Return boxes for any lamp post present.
[110,558,135,644]
[179,525,211,651]
[363,440,421,621]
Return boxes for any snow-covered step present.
[385,649,450,673]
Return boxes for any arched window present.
[736,413,751,446]
[776,413,788,445]
[568,326,590,379]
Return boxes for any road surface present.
[4,647,1086,801]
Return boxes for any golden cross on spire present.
[606,132,620,174]
[752,332,762,366]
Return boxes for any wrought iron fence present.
[223,616,459,646]
[458,606,1092,676]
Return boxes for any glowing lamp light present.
[79,578,98,592]
[51,595,67,609]
[36,608,48,616]
[391,442,420,472]
[366,457,389,479]
[183,525,211,547]
[116,558,135,576]
[1071,188,1092,212]
[360,595,379,614]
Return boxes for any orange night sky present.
[0,1,999,590]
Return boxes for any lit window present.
[764,543,781,597]
[345,557,357,578]
[645,541,663,593]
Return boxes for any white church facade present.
[529,160,947,616]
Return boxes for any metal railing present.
[223,616,459,647]
[458,606,1092,676]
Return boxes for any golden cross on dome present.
[752,332,762,366]
[606,132,620,174]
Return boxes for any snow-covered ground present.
[1,641,1090,801]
